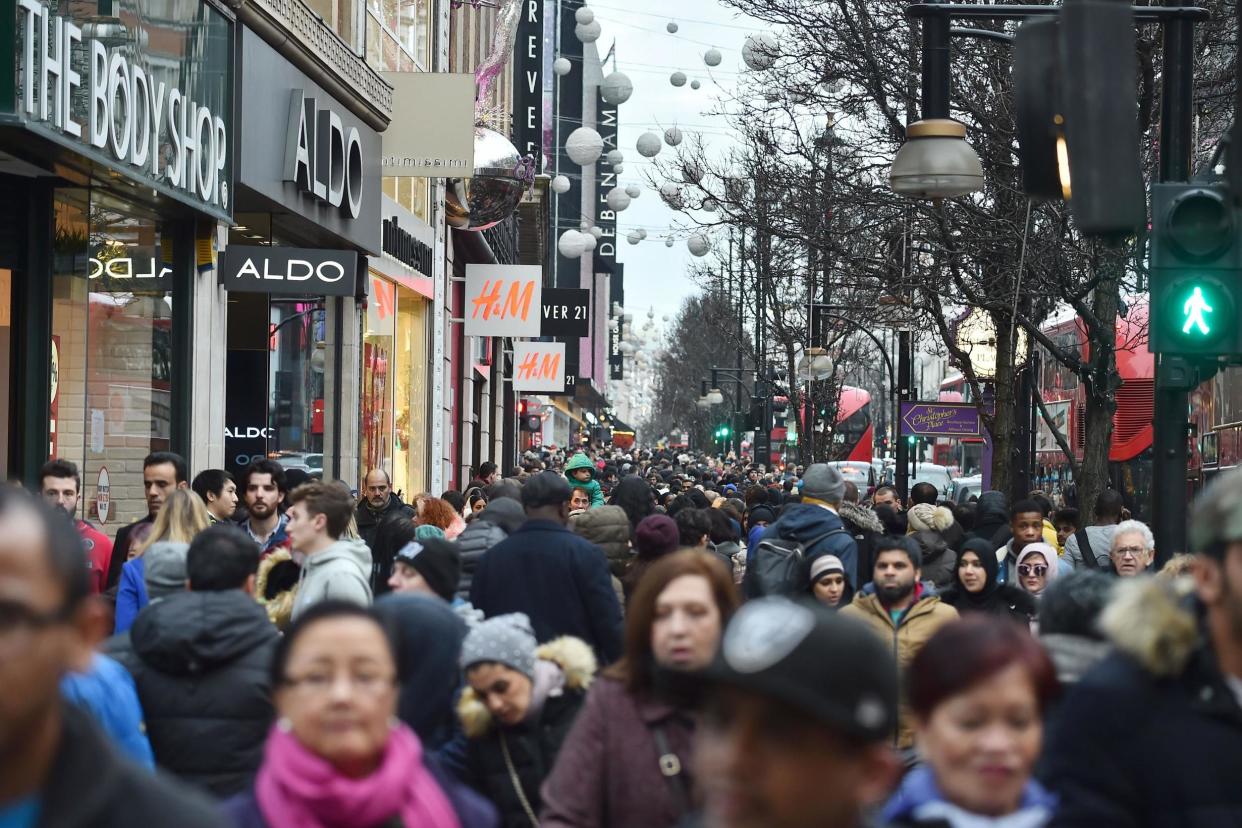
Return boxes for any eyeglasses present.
[1017,564,1048,577]
[282,672,396,695]
[0,598,70,635]
[1113,546,1147,559]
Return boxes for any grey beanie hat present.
[143,541,190,600]
[802,463,846,504]
[460,613,538,679]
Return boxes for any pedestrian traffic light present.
[1149,183,1241,356]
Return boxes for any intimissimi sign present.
[11,0,234,216]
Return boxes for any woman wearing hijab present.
[1016,543,1059,601]
[939,538,1035,624]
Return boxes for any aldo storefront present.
[222,26,383,481]
[0,0,233,529]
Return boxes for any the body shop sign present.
[10,0,234,217]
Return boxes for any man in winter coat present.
[456,497,525,601]
[571,504,631,610]
[471,472,623,664]
[905,502,960,589]
[356,468,415,593]
[1063,488,1123,571]
[287,482,373,620]
[107,525,278,797]
[1042,468,1242,825]
[838,482,885,589]
[752,464,859,594]
[968,490,1011,549]
[841,536,958,753]
[0,487,223,828]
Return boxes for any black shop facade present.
[223,27,383,482]
[0,0,233,535]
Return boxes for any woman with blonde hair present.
[114,489,210,633]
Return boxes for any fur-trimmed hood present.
[457,636,596,738]
[1100,575,1199,678]
[838,502,884,534]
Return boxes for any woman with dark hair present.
[222,601,496,828]
[939,538,1036,624]
[541,551,741,828]
[464,488,488,521]
[882,617,1060,827]
[609,476,655,532]
[621,514,680,602]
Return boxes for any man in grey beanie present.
[748,463,859,597]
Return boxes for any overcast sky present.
[589,0,764,318]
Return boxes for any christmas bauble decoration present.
[660,183,684,208]
[601,71,634,105]
[444,127,532,231]
[575,6,594,24]
[590,226,604,239]
[664,127,683,146]
[670,71,687,88]
[580,231,597,252]
[664,237,675,247]
[666,20,678,33]
[551,174,571,193]
[683,160,705,183]
[575,20,601,43]
[606,187,631,211]
[627,230,643,245]
[636,132,662,157]
[704,48,722,67]
[625,183,641,198]
[565,127,604,165]
[553,57,572,76]
[687,233,711,256]
[742,32,778,70]
[606,149,625,166]
[558,229,587,258]
[690,80,701,90]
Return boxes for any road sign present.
[900,402,982,438]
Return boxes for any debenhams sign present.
[13,0,232,213]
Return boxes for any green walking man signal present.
[1181,286,1213,336]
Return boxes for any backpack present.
[743,528,850,598]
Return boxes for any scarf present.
[256,723,461,828]
[883,766,1056,828]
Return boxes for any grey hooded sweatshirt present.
[291,537,373,620]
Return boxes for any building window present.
[366,0,430,71]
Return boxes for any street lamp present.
[890,119,984,199]
[697,380,712,409]
[706,387,725,405]
[796,346,835,381]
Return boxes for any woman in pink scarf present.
[222,601,497,828]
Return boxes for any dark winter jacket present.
[968,490,1011,548]
[609,476,656,532]
[357,493,415,595]
[936,539,1035,625]
[459,638,596,827]
[33,704,224,828]
[750,503,859,596]
[540,676,697,828]
[106,590,278,797]
[471,519,624,664]
[838,503,884,588]
[571,505,632,578]
[909,530,955,590]
[457,498,525,601]
[1042,577,1242,827]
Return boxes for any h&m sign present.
[465,264,543,338]
[512,341,565,393]
[219,246,358,296]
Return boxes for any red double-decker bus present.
[770,386,873,466]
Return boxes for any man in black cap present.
[388,537,462,602]
[693,597,901,828]
[470,471,622,662]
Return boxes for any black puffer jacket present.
[107,590,278,797]
[457,498,525,600]
[458,638,596,828]
[570,505,632,578]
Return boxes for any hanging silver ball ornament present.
[580,232,597,253]
[664,237,675,248]
[704,48,722,67]
[625,183,641,198]
[669,71,687,88]
[666,20,679,33]
[636,132,663,158]
[664,127,684,146]
[687,233,711,257]
[558,230,587,259]
[683,160,705,184]
[637,228,648,240]
[601,72,634,105]
[742,32,779,70]
[627,230,643,245]
[575,6,594,24]
[550,174,571,193]
[613,164,624,175]
[660,183,684,208]
[607,149,625,166]
[606,187,632,212]
[690,80,701,90]
[590,226,604,239]
[553,57,572,76]
[575,20,602,43]
[565,127,604,165]
[444,127,531,231]
[579,219,591,229]
[663,314,671,322]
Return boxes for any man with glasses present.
[1108,519,1155,577]
[0,487,221,826]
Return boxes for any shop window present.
[393,288,428,497]
[269,300,327,474]
[0,268,10,474]
[362,276,396,483]
[52,189,174,534]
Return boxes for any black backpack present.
[744,528,850,598]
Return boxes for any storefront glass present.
[394,288,429,497]
[51,189,174,533]
[361,276,396,480]
[269,300,328,475]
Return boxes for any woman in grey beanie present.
[458,614,596,827]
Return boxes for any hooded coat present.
[457,498,526,601]
[106,590,278,797]
[254,549,300,631]
[969,491,1012,548]
[565,453,605,508]
[290,537,373,620]
[938,539,1035,625]
[838,502,885,587]
[458,638,596,828]
[906,504,961,590]
[1040,577,1242,827]
[752,503,859,595]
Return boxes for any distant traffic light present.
[1149,183,1240,355]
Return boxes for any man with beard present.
[238,459,290,555]
[1042,468,1242,824]
[107,452,189,590]
[841,535,957,758]
[40,459,113,594]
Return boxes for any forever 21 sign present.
[219,246,358,297]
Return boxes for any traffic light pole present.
[895,329,913,503]
[1152,15,1196,564]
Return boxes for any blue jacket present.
[759,504,860,588]
[60,653,155,769]
[470,519,623,664]
[114,557,149,634]
[884,765,1055,826]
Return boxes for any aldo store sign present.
[219,246,359,297]
[238,28,381,253]
[8,0,234,217]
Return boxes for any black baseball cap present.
[698,597,897,743]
